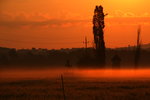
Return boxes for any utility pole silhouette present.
[83,37,89,56]
[134,26,141,67]
[93,5,107,66]
[61,75,66,100]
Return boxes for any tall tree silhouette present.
[93,5,106,66]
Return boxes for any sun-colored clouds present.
[0,0,150,49]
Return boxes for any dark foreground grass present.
[0,77,150,100]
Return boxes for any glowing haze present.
[0,0,150,49]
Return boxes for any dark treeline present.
[0,46,150,68]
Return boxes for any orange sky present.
[0,0,150,49]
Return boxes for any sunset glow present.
[1,1,150,100]
[0,0,150,49]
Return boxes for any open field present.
[1,69,150,100]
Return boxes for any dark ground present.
[0,77,150,100]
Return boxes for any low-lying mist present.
[1,67,150,80]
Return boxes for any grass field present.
[1,77,150,100]
[1,69,150,100]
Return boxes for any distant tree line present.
[0,47,150,68]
